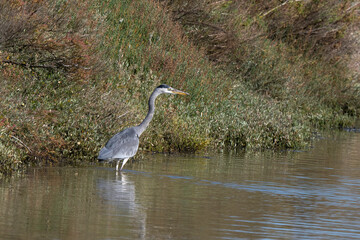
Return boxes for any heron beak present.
[171,89,189,95]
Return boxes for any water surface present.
[1,131,360,239]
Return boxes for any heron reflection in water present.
[96,172,147,239]
[98,84,189,171]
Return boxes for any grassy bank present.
[1,0,359,176]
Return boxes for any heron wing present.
[98,127,139,160]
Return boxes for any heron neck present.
[137,89,161,136]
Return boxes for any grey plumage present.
[98,128,139,160]
[98,84,188,171]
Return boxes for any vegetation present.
[1,0,359,176]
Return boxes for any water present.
[1,131,360,239]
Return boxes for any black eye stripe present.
[157,84,170,89]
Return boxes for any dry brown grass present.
[163,0,360,113]
[0,0,103,81]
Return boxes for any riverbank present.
[0,0,359,176]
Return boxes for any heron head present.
[157,84,189,95]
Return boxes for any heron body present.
[98,127,139,171]
[98,84,188,171]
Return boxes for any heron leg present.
[115,160,120,171]
[120,158,130,171]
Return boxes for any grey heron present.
[98,84,189,171]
